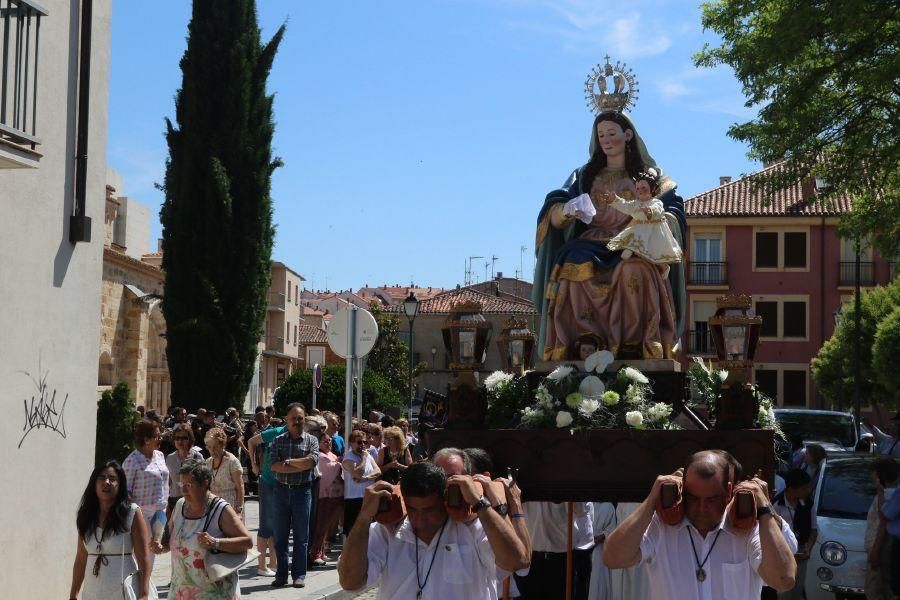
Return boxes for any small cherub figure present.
[572,333,601,362]
[605,168,683,277]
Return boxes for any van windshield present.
[775,412,856,448]
[817,460,875,520]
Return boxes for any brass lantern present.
[709,294,761,384]
[441,301,493,428]
[708,294,762,429]
[495,317,535,374]
[441,301,493,372]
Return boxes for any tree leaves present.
[696,0,900,257]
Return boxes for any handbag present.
[121,512,159,600]
[201,497,260,583]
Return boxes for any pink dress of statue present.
[535,114,684,361]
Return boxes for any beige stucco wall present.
[0,1,111,596]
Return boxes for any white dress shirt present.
[524,501,594,552]
[639,512,797,600]
[362,516,499,600]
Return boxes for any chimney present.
[719,176,732,186]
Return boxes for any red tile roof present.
[685,162,853,217]
[297,324,327,344]
[387,287,537,315]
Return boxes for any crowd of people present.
[68,403,900,600]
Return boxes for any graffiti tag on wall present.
[18,364,68,448]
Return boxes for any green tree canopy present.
[160,0,284,412]
[811,279,900,409]
[274,364,404,416]
[695,0,900,257]
[95,382,136,466]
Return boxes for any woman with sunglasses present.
[69,461,153,600]
[165,423,203,519]
[342,429,381,535]
[122,418,169,571]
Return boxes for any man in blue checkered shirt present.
[269,402,319,588]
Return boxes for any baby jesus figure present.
[605,168,683,277]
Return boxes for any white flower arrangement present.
[518,363,674,431]
[484,370,514,392]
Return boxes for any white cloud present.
[500,0,671,58]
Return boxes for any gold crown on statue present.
[584,55,639,115]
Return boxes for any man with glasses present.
[604,450,798,600]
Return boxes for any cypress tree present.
[160,1,284,412]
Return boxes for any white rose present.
[556,410,574,428]
[625,411,644,427]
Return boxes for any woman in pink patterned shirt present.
[123,419,169,570]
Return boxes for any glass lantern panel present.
[460,329,476,360]
[510,340,524,366]
[724,325,746,358]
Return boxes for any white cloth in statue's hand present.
[563,193,596,224]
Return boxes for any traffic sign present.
[328,305,379,359]
[313,363,323,389]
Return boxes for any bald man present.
[604,450,796,600]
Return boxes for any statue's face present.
[635,180,653,200]
[596,120,633,159]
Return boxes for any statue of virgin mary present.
[532,108,687,361]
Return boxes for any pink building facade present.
[681,166,895,408]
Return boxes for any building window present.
[754,297,808,340]
[783,370,807,406]
[783,232,807,268]
[754,229,809,271]
[783,302,807,338]
[755,369,777,400]
[755,232,778,268]
[756,301,778,337]
[0,0,48,153]
[690,234,727,285]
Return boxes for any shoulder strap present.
[202,497,227,533]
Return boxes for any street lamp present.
[402,292,420,419]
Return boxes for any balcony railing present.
[267,291,285,310]
[839,261,874,286]
[688,262,728,285]
[1,0,47,149]
[265,335,284,354]
[687,329,715,355]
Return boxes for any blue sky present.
[108,0,759,291]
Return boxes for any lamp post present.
[402,292,420,419]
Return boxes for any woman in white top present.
[342,429,381,536]
[205,427,245,518]
[69,461,153,600]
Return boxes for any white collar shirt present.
[524,501,594,552]
[639,511,796,600]
[363,516,499,600]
